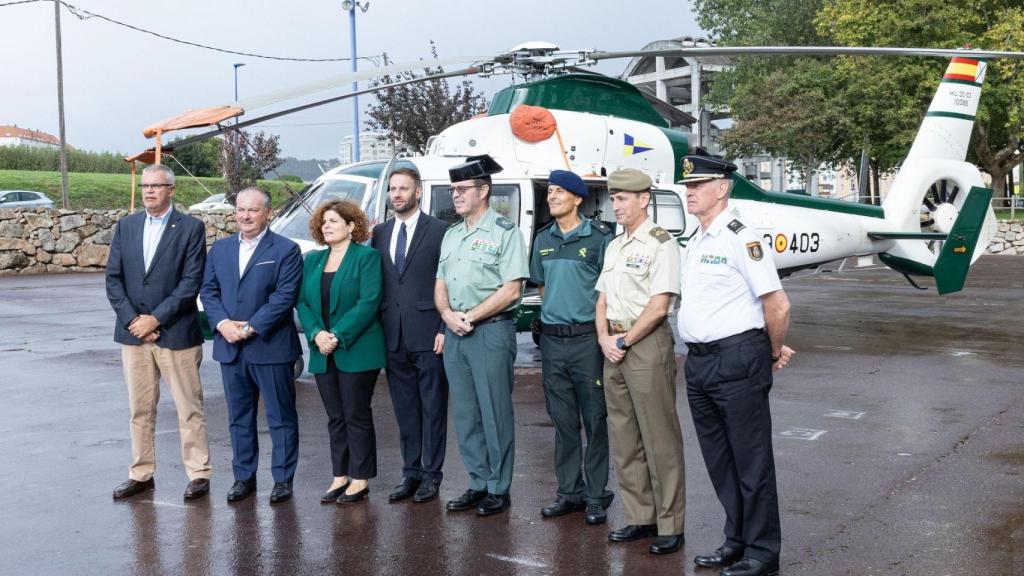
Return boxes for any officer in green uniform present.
[434,154,528,517]
[530,169,615,525]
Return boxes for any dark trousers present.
[315,363,380,479]
[221,361,298,483]
[539,331,612,506]
[685,330,781,563]
[385,334,448,482]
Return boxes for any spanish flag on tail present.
[944,58,981,82]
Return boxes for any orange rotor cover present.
[509,105,557,142]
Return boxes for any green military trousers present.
[539,331,613,506]
[603,321,686,535]
[444,319,517,495]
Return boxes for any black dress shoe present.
[585,501,611,525]
[721,558,780,576]
[183,478,210,500]
[226,477,257,502]
[336,485,369,503]
[413,478,441,503]
[112,478,154,499]
[446,489,488,512]
[475,493,511,516]
[608,524,657,542]
[541,497,585,518]
[388,477,421,502]
[320,481,351,503]
[694,545,744,567]
[269,482,293,504]
[649,533,685,555]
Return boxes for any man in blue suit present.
[200,187,303,504]
[106,164,212,501]
[371,167,449,504]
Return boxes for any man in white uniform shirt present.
[677,155,794,576]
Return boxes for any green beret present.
[607,168,652,192]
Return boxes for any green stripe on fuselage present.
[925,111,976,121]
[940,78,982,88]
[729,174,885,218]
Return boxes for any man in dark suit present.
[200,187,303,504]
[371,167,449,503]
[105,164,212,501]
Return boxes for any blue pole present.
[349,6,360,163]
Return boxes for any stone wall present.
[0,207,237,276]
[988,220,1024,255]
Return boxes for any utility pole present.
[342,1,369,163]
[53,0,69,209]
[233,63,245,191]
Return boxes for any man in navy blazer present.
[105,164,212,501]
[200,187,303,504]
[371,167,449,503]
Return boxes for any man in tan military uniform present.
[595,168,685,555]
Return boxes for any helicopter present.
[132,41,1024,337]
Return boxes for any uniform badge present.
[650,227,671,244]
[746,241,763,261]
[682,158,694,179]
[727,219,746,234]
[579,247,587,258]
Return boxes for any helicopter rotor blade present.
[589,46,1024,61]
[165,66,481,150]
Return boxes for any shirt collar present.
[146,205,172,223]
[396,210,421,230]
[699,206,734,239]
[240,226,269,247]
[549,216,590,240]
[472,208,497,232]
[625,217,657,244]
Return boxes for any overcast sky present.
[0,0,702,160]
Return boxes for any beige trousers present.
[122,343,211,481]
[603,321,686,535]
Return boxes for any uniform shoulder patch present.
[746,241,764,261]
[591,220,612,235]
[649,226,671,244]
[495,216,515,230]
[727,219,746,234]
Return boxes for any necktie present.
[394,221,408,273]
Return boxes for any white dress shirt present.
[142,206,172,272]
[239,226,270,277]
[389,210,422,264]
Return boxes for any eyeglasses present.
[139,184,173,190]
[448,185,479,196]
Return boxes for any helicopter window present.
[532,180,612,238]
[647,190,685,235]
[429,184,520,226]
[272,178,367,241]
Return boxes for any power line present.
[1,0,381,63]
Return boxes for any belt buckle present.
[610,321,625,333]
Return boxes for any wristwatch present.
[615,337,630,351]
[241,322,252,335]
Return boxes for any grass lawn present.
[0,170,302,211]
[994,209,1022,221]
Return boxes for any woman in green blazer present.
[296,199,386,504]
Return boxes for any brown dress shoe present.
[113,478,154,499]
[184,478,210,500]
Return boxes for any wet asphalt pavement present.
[0,256,1022,576]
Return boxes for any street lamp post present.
[342,1,369,163]
[232,63,245,189]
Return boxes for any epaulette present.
[536,220,555,234]
[727,219,746,234]
[591,220,612,236]
[649,226,671,244]
[496,216,515,230]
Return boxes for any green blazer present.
[296,243,386,374]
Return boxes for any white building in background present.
[339,130,399,165]
[0,125,62,149]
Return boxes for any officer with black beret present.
[434,154,528,517]
[677,154,794,576]
[530,169,615,524]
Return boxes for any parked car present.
[188,193,233,212]
[0,190,55,209]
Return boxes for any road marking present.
[814,345,852,351]
[486,554,548,568]
[778,428,827,441]
[950,351,975,357]
[824,410,865,420]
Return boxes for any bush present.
[0,146,131,174]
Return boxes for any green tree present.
[817,0,1024,199]
[366,42,487,154]
[220,130,283,202]
[165,137,222,178]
